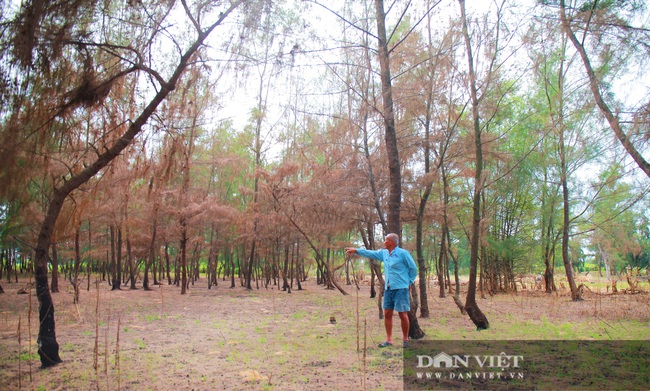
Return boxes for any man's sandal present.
[378,341,393,348]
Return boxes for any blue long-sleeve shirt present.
[356,246,418,290]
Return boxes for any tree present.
[395,7,464,312]
[372,0,427,339]
[374,0,402,236]
[530,1,608,301]
[589,162,650,278]
[458,0,490,330]
[0,0,252,367]
[559,0,650,179]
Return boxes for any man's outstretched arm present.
[346,247,385,263]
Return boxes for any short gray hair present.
[386,233,399,246]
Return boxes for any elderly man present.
[346,233,418,348]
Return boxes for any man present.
[346,233,418,348]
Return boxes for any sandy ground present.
[0,276,649,391]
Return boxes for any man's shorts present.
[383,288,410,312]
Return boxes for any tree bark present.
[416,149,433,314]
[459,0,489,330]
[436,233,446,299]
[112,226,122,291]
[73,225,81,304]
[50,243,59,293]
[127,234,136,290]
[143,218,157,291]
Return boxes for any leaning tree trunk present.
[30,5,245,366]
[273,195,348,296]
[459,0,489,331]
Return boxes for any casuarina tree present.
[0,0,256,367]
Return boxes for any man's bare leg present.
[384,309,394,343]
[398,311,409,342]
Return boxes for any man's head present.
[384,233,399,251]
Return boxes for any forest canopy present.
[0,0,649,365]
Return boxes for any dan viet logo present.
[414,352,525,381]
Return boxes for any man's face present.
[384,236,396,250]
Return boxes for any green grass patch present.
[133,338,147,349]
[144,314,161,322]
[20,351,39,361]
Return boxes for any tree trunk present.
[207,225,218,289]
[541,170,558,293]
[73,225,81,304]
[143,179,159,291]
[374,0,424,338]
[282,244,291,293]
[34,188,70,366]
[374,0,401,236]
[5,249,11,283]
[112,226,122,291]
[164,243,171,285]
[246,239,257,290]
[143,221,156,291]
[127,235,136,290]
[437,231,446,299]
[408,285,425,339]
[50,242,59,293]
[560,137,581,301]
[459,0,489,330]
[554,8,582,301]
[416,194,432,316]
[86,222,91,292]
[295,240,303,291]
